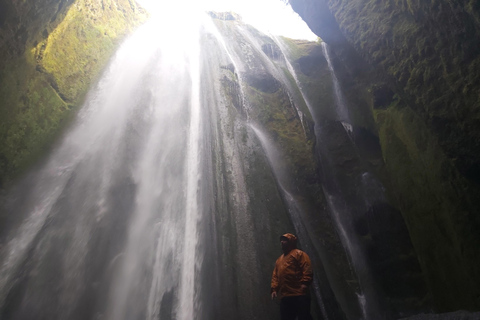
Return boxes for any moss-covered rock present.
[211,15,362,318]
[212,16,319,196]
[272,35,425,318]
[289,0,480,312]
[375,102,480,311]
[0,54,69,184]
[0,0,147,187]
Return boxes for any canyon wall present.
[289,0,480,312]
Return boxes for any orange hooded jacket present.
[271,233,313,298]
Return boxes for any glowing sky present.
[135,0,317,40]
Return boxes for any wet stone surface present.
[400,311,480,320]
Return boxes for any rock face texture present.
[0,0,146,187]
[210,15,429,319]
[289,0,480,312]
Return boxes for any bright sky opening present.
[136,0,317,41]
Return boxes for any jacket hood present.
[280,233,298,248]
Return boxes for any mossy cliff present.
[209,15,359,319]
[282,36,429,318]
[0,0,147,187]
[289,0,480,312]
[210,13,430,318]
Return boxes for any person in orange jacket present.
[271,233,313,320]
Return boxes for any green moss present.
[36,0,146,102]
[375,101,480,310]
[279,38,337,120]
[0,0,147,187]
[329,0,480,182]
[280,37,321,62]
[246,86,316,185]
[0,54,68,185]
[213,18,318,186]
[280,67,311,118]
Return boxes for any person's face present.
[281,238,289,251]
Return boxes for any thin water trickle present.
[205,16,252,119]
[274,36,389,319]
[357,292,368,319]
[250,124,329,320]
[321,42,351,127]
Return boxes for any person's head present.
[280,233,297,254]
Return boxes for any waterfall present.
[250,124,329,320]
[0,9,410,320]
[0,16,207,320]
[321,42,353,134]
[273,37,394,319]
[0,10,301,319]
[319,43,392,319]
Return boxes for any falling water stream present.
[273,38,391,319]
[0,15,208,320]
[250,124,329,320]
[320,43,390,319]
[321,43,353,134]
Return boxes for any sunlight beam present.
[136,0,317,40]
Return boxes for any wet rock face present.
[289,0,480,313]
[370,84,395,110]
[0,0,75,57]
[261,43,282,60]
[358,202,428,315]
[245,72,282,93]
[290,0,480,184]
[297,54,326,78]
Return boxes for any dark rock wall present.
[289,0,480,312]
[282,37,429,317]
[0,0,74,57]
[326,0,480,184]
